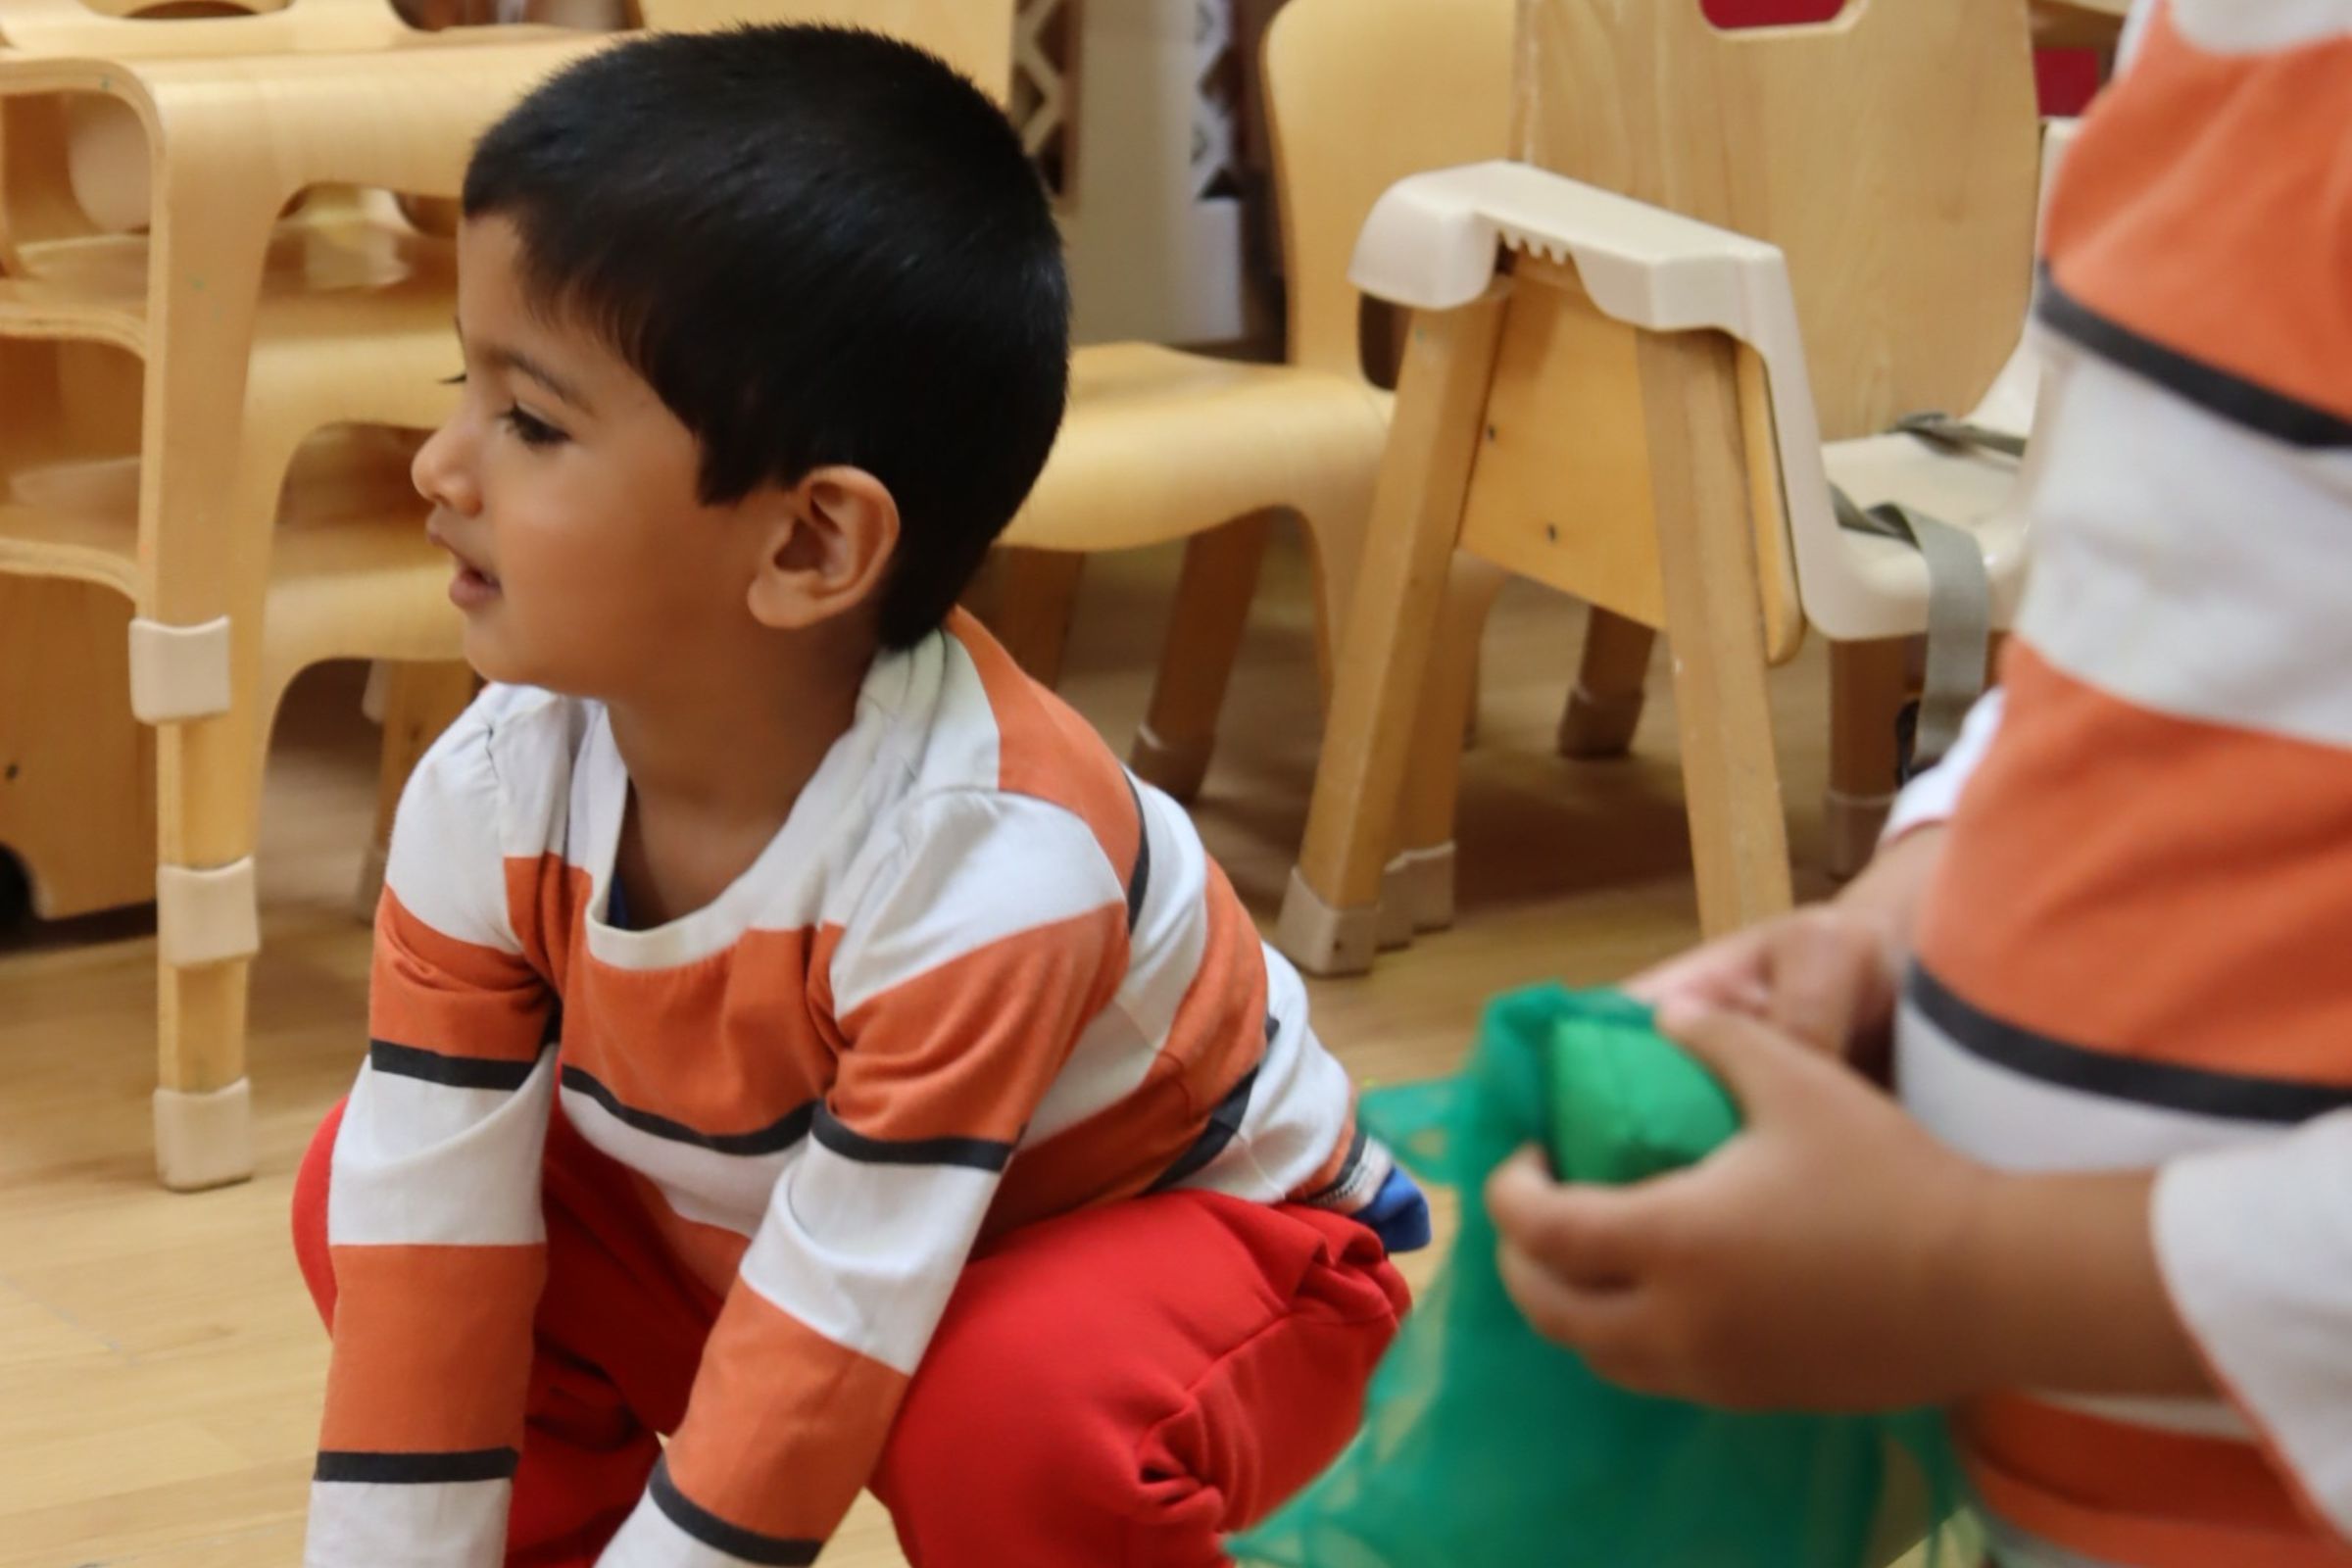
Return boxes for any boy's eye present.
[502,404,569,449]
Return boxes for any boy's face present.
[413,217,779,696]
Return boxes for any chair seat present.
[1822,429,2033,630]
[1008,342,1391,553]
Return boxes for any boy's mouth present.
[425,517,503,608]
[449,562,503,610]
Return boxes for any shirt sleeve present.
[306,697,560,1568]
[594,788,1131,1567]
[1880,687,2008,845]
[2153,1113,2352,1543]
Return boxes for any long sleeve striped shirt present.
[1887,6,2352,1559]
[304,612,1396,1567]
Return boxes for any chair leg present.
[1279,293,1508,976]
[987,547,1087,689]
[152,700,266,1193]
[1387,556,1510,942]
[1825,638,1910,881]
[357,660,479,918]
[1129,512,1274,803]
[1558,608,1655,759]
[1640,330,1792,939]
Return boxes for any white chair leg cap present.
[1277,867,1381,977]
[1394,842,1457,933]
[154,1078,254,1192]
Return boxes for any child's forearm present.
[1936,1167,2212,1397]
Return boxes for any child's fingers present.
[1622,929,1771,1012]
[1760,911,1882,1054]
[1496,1238,1660,1371]
[1487,1150,1656,1285]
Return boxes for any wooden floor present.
[0,534,1839,1567]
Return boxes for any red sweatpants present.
[293,1101,1407,1567]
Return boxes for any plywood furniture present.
[1277,0,2044,974]
[1003,0,1513,821]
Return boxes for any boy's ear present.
[745,466,900,633]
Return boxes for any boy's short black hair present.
[465,25,1070,650]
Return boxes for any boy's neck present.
[604,632,873,925]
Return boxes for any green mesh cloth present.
[1230,985,1962,1568]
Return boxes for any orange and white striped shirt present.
[1886,5,2352,1563]
[304,612,1392,1568]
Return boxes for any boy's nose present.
[412,418,481,518]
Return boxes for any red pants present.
[294,1101,1407,1567]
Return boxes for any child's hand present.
[1624,825,1946,1065]
[1623,906,1902,1061]
[1488,1001,1994,1411]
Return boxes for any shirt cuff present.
[2153,1113,2352,1542]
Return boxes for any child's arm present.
[591,790,1130,1566]
[307,700,559,1568]
[1487,1001,2208,1409]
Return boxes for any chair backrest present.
[639,0,1014,101]
[1264,0,1515,379]
[1514,0,2038,440]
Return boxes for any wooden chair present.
[0,41,564,1191]
[0,4,1020,1190]
[1276,0,2042,974]
[998,0,1514,819]
[1556,115,2077,882]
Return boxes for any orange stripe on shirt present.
[562,927,836,1143]
[1152,859,1271,1113]
[986,1054,1202,1237]
[1919,642,2352,1087]
[503,853,590,994]
[987,873,1268,1232]
[370,891,550,1064]
[1962,1395,2347,1567]
[950,612,1142,876]
[2041,9,2352,429]
[624,1169,754,1298]
[318,1244,543,1455]
[829,903,1128,1146]
[663,1286,907,1544]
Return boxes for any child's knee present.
[879,1342,1222,1567]
[874,1199,1407,1567]
[289,1099,348,1323]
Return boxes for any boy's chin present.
[457,623,540,692]
[460,627,617,702]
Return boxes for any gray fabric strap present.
[1889,410,2028,460]
[1832,487,1991,770]
[1825,410,2019,771]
